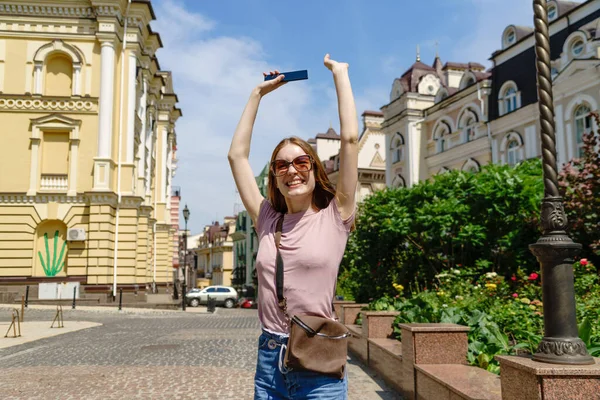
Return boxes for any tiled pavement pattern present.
[0,307,402,399]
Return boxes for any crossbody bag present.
[274,216,350,379]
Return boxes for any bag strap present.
[274,215,338,321]
[275,216,289,320]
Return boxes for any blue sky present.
[151,0,535,232]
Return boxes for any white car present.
[185,286,238,308]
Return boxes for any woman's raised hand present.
[323,54,349,73]
[255,70,287,97]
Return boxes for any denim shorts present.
[254,330,348,399]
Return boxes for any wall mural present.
[38,230,66,277]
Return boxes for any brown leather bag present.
[275,216,350,379]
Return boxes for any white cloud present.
[152,0,338,231]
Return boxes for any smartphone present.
[264,70,308,82]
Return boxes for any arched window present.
[45,54,73,96]
[458,108,479,143]
[391,133,404,163]
[462,158,480,173]
[571,39,585,57]
[459,73,477,90]
[392,174,406,188]
[503,27,517,49]
[504,87,517,113]
[574,105,592,158]
[433,121,452,153]
[498,81,520,116]
[507,139,521,166]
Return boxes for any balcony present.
[40,174,68,191]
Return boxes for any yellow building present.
[0,0,181,298]
[193,217,236,288]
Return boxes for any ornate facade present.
[381,0,599,188]
[0,0,181,297]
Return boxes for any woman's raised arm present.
[324,54,359,220]
[228,71,286,224]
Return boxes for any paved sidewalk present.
[0,308,402,399]
[0,320,101,349]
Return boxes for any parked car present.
[185,286,238,308]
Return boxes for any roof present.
[362,110,384,117]
[307,138,316,144]
[132,0,156,20]
[396,60,437,93]
[554,1,581,16]
[578,18,599,38]
[315,127,340,139]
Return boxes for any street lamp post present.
[182,204,190,312]
[529,0,593,365]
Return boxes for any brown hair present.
[267,136,336,214]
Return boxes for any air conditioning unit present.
[67,228,86,241]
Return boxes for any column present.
[27,129,41,196]
[73,64,82,96]
[161,127,167,203]
[68,138,80,196]
[137,79,148,179]
[407,121,421,187]
[126,51,137,163]
[93,41,116,191]
[0,39,5,93]
[554,104,567,167]
[33,63,43,95]
[97,41,115,159]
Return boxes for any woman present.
[228,54,358,399]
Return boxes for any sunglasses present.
[271,155,314,177]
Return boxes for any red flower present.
[511,275,517,281]
[580,258,588,266]
[512,293,519,298]
[529,272,539,280]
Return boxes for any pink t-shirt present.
[255,198,355,334]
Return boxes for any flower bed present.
[365,260,600,374]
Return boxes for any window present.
[391,133,404,163]
[551,67,559,79]
[434,122,451,153]
[548,4,557,21]
[507,30,516,45]
[571,39,584,57]
[459,109,479,142]
[507,139,521,166]
[392,174,405,188]
[504,87,518,113]
[217,288,230,293]
[206,288,217,293]
[574,105,592,158]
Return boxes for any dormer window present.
[548,4,557,21]
[507,30,516,44]
[571,39,584,57]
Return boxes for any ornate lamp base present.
[533,337,595,365]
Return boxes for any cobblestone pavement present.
[0,307,402,399]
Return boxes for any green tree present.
[340,160,544,302]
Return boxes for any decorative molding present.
[0,194,86,204]
[0,4,94,18]
[0,97,97,113]
[94,6,123,21]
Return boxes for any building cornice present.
[0,4,95,18]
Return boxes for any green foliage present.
[339,160,544,302]
[365,262,600,373]
[559,112,600,266]
[38,230,66,277]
